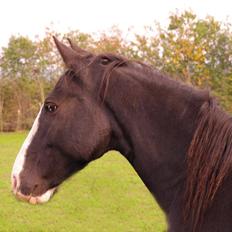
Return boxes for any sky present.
[0,0,231,48]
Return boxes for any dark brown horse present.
[11,37,232,232]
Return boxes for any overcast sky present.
[0,0,231,48]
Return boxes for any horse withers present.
[11,37,232,232]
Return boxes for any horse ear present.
[53,36,80,69]
[67,38,92,57]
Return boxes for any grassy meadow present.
[0,132,166,232]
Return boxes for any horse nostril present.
[33,184,39,192]
[13,175,17,189]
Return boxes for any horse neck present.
[104,68,208,213]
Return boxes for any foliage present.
[0,36,57,131]
[0,11,232,131]
[157,11,232,109]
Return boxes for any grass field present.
[0,132,166,232]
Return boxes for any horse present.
[11,37,232,232]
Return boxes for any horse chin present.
[15,187,57,205]
[30,187,57,204]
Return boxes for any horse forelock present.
[184,98,232,231]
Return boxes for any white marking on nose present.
[11,106,43,192]
[15,187,57,204]
[33,187,57,204]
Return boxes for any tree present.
[0,35,58,131]
[135,11,232,110]
[0,11,232,131]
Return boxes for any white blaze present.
[11,107,42,192]
[11,106,57,204]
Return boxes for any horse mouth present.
[13,187,57,205]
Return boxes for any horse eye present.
[44,103,57,113]
[101,57,111,65]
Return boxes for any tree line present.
[0,11,232,131]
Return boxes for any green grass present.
[0,132,166,232]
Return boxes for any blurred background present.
[0,0,231,132]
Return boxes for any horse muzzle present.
[11,174,56,204]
